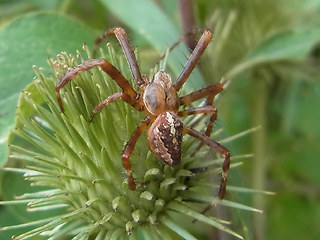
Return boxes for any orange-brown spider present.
[56,27,230,201]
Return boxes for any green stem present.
[251,76,268,240]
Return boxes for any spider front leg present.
[108,27,149,91]
[122,115,152,190]
[174,30,213,91]
[93,27,146,88]
[89,92,122,121]
[56,59,139,112]
[183,125,230,213]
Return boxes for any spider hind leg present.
[183,125,230,213]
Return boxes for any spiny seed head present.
[4,46,247,240]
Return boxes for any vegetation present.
[0,0,319,239]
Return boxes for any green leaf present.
[0,171,66,237]
[226,22,320,78]
[0,204,28,239]
[0,12,98,165]
[99,0,204,89]
[248,25,320,60]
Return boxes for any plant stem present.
[178,0,197,50]
[251,76,268,240]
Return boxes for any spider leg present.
[183,125,230,213]
[178,106,217,117]
[178,105,217,144]
[122,115,152,190]
[89,90,147,121]
[89,92,122,121]
[180,83,222,149]
[174,30,213,91]
[107,27,148,90]
[56,59,139,112]
[179,83,223,106]
[158,29,204,62]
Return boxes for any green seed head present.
[5,45,250,239]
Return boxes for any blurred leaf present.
[99,0,204,89]
[0,2,32,20]
[269,193,320,240]
[1,171,63,227]
[161,0,178,20]
[28,0,62,10]
[226,22,320,78]
[299,0,320,12]
[0,12,98,166]
[0,205,25,239]
[279,76,320,184]
[275,133,320,185]
[293,79,320,135]
[248,24,320,60]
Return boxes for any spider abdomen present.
[147,112,183,165]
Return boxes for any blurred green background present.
[0,0,319,239]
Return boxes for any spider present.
[56,27,230,201]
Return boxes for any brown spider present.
[56,27,230,201]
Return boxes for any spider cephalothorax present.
[143,71,180,115]
[56,27,229,201]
